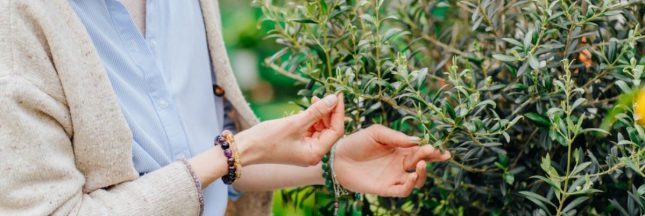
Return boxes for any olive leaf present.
[256,0,645,214]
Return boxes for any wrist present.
[311,162,325,185]
[234,130,262,166]
[188,147,228,187]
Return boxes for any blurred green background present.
[219,0,301,120]
[219,1,316,215]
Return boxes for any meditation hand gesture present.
[333,125,451,197]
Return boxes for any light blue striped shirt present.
[69,0,238,215]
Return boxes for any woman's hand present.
[333,125,450,197]
[235,94,345,166]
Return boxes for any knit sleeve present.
[0,2,204,215]
[0,75,205,216]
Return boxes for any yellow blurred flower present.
[635,88,645,125]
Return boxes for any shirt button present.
[158,99,169,108]
[150,41,157,53]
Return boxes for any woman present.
[0,0,450,215]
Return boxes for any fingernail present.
[322,95,338,107]
[409,136,421,143]
[443,151,452,159]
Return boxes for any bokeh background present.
[219,0,316,215]
[219,0,300,119]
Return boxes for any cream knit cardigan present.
[0,0,271,215]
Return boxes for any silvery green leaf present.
[568,177,587,193]
[633,65,643,86]
[572,98,586,110]
[472,17,483,31]
[360,14,375,24]
[503,132,510,143]
[523,29,534,47]
[621,157,645,177]
[562,196,589,213]
[502,38,523,47]
[503,172,515,185]
[571,162,592,175]
[416,68,428,88]
[638,185,645,195]
[493,54,517,62]
[528,55,540,70]
[615,80,631,93]
[581,128,609,135]
[519,191,556,210]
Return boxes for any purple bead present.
[223,177,233,185]
[224,149,233,157]
[216,135,226,144]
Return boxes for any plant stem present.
[265,60,311,83]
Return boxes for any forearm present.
[192,133,325,191]
[188,147,229,187]
[190,130,262,187]
[232,163,324,192]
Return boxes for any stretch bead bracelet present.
[322,145,361,215]
[321,153,334,192]
[214,130,241,185]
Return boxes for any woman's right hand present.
[235,94,345,166]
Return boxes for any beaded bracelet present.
[214,130,242,185]
[322,145,361,215]
[321,153,334,192]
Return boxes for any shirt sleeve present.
[227,185,242,201]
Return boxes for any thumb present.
[300,94,338,125]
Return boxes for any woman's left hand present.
[333,125,451,197]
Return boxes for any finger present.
[387,172,418,197]
[311,96,320,109]
[313,121,325,132]
[319,94,344,137]
[312,96,331,128]
[403,145,446,170]
[414,161,427,188]
[310,96,327,131]
[301,94,338,125]
[330,93,344,131]
[440,150,452,160]
[367,125,419,148]
[321,113,331,128]
[313,94,345,153]
[319,94,343,136]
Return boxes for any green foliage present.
[256,0,645,215]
